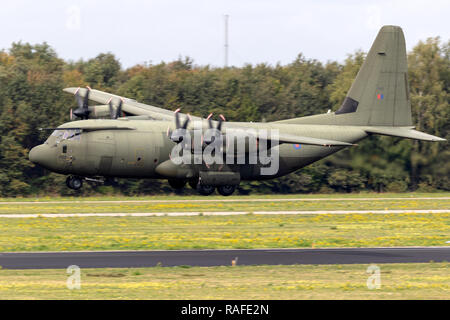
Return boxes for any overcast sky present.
[0,0,448,68]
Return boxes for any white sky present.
[0,0,448,68]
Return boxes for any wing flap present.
[224,128,354,147]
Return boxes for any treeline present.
[0,38,448,197]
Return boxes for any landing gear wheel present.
[217,185,236,196]
[168,179,186,190]
[188,178,199,189]
[66,176,72,188]
[197,184,215,196]
[66,176,83,190]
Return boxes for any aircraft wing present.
[275,133,353,146]
[224,128,354,147]
[39,126,136,132]
[63,87,199,121]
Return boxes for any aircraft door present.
[86,130,115,176]
[113,131,159,177]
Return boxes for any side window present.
[62,145,67,154]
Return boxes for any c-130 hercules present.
[29,26,445,196]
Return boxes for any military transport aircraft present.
[29,26,445,196]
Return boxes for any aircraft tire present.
[67,176,83,190]
[188,179,199,189]
[168,179,186,190]
[217,185,236,196]
[197,184,215,196]
[66,176,72,189]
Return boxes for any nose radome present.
[29,146,39,163]
[29,145,49,166]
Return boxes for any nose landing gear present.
[66,176,83,190]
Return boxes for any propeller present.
[108,98,124,119]
[72,87,91,120]
[204,113,226,145]
[169,109,191,143]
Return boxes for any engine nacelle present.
[86,105,111,119]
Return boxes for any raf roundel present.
[293,144,302,150]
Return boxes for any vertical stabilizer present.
[335,25,412,126]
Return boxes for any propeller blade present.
[207,113,214,129]
[116,99,123,119]
[217,114,226,131]
[174,109,181,129]
[203,113,226,145]
[171,110,191,143]
[83,87,90,109]
[73,87,91,119]
[108,99,115,119]
[75,92,84,108]
[182,114,191,129]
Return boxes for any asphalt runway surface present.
[0,247,448,269]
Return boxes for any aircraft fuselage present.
[30,119,368,181]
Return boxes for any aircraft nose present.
[29,145,51,167]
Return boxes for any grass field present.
[1,192,448,202]
[0,211,448,251]
[0,263,448,299]
[0,194,448,300]
[0,193,447,251]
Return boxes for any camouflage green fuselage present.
[39,119,368,180]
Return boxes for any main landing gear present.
[197,184,215,196]
[197,183,236,196]
[168,178,238,196]
[66,176,83,190]
[197,183,236,197]
[217,185,236,196]
[168,179,187,190]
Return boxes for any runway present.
[0,247,448,269]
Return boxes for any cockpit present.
[45,129,82,145]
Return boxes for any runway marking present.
[0,197,448,205]
[0,209,448,218]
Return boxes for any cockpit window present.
[47,129,81,144]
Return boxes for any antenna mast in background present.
[224,14,229,68]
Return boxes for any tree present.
[408,37,449,190]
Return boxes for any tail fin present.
[335,25,412,126]
[277,26,445,142]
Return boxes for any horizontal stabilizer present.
[365,127,446,142]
